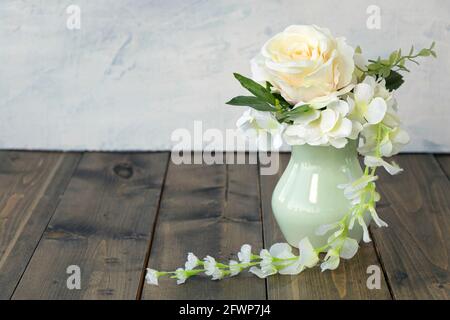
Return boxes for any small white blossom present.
[229,260,241,277]
[211,268,225,280]
[236,108,285,150]
[369,206,388,228]
[145,268,160,286]
[203,255,218,276]
[321,237,359,271]
[185,252,199,270]
[251,241,318,277]
[349,76,394,125]
[339,238,359,259]
[358,124,409,158]
[316,222,341,236]
[174,268,188,285]
[203,255,225,280]
[237,244,252,264]
[356,215,371,243]
[364,156,403,175]
[297,238,320,268]
[321,249,341,271]
[249,265,277,278]
[338,174,378,204]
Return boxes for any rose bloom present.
[252,25,355,108]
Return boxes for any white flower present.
[203,255,218,276]
[339,237,359,259]
[268,243,299,275]
[250,240,318,277]
[284,100,355,148]
[236,108,285,150]
[229,260,241,277]
[145,268,160,286]
[185,252,199,270]
[337,174,378,204]
[251,25,355,106]
[379,127,410,157]
[358,124,410,158]
[249,265,277,278]
[237,244,252,264]
[359,216,371,242]
[297,238,320,268]
[364,155,403,175]
[320,248,340,271]
[354,51,368,72]
[348,214,371,243]
[174,268,188,285]
[203,255,225,280]
[350,77,388,125]
[249,248,277,278]
[320,237,359,271]
[211,268,225,280]
[316,222,341,236]
[369,206,388,228]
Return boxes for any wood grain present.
[372,155,449,299]
[142,153,266,300]
[435,155,450,179]
[13,152,169,300]
[0,151,81,300]
[259,153,392,299]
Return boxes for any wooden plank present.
[260,153,392,299]
[142,153,266,300]
[13,152,169,300]
[435,154,450,179]
[0,151,81,300]
[371,155,449,299]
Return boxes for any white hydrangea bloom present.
[236,108,285,150]
[284,100,355,148]
[358,124,410,158]
[353,76,410,162]
[349,76,389,125]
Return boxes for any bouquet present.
[146,25,435,286]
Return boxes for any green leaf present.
[226,96,275,112]
[385,70,404,91]
[278,104,311,121]
[233,73,275,105]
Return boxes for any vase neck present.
[290,140,358,163]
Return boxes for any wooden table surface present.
[0,151,448,300]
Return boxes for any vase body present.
[272,141,371,248]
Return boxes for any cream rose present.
[251,25,355,108]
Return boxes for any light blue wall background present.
[0,0,449,151]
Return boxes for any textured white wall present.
[0,0,449,151]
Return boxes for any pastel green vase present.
[271,141,371,248]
